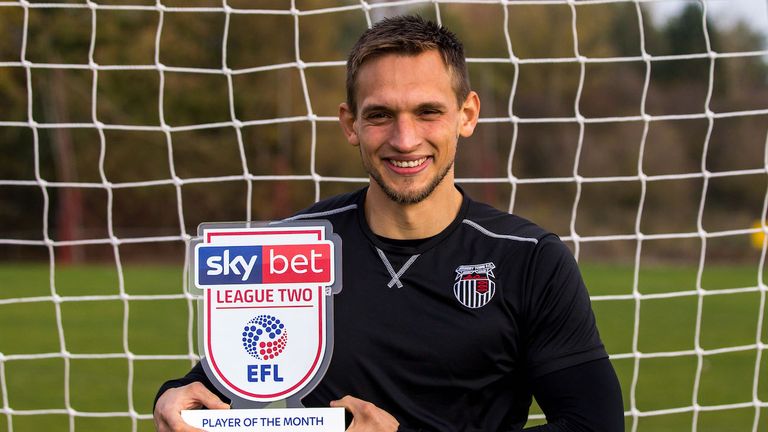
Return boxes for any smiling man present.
[340,48,478,241]
[344,49,475,206]
[154,16,624,432]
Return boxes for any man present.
[154,15,624,431]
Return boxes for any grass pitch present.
[0,262,766,431]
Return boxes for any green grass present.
[0,263,196,432]
[580,262,768,432]
[1,262,767,431]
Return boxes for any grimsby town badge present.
[453,262,496,308]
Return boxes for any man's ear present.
[339,103,359,146]
[458,91,480,138]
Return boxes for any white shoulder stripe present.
[462,219,539,244]
[279,204,358,222]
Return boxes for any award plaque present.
[183,220,344,431]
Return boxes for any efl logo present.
[242,315,287,361]
[196,243,334,286]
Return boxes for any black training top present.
[158,187,612,431]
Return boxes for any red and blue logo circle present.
[242,315,288,360]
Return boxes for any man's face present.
[339,50,479,205]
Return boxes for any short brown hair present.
[345,15,470,115]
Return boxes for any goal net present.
[0,0,767,431]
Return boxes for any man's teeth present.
[390,158,427,168]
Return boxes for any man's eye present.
[420,109,442,117]
[366,112,390,120]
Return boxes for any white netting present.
[0,0,767,431]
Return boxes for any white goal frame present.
[1,1,767,431]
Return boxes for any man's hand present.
[331,395,399,432]
[153,382,230,432]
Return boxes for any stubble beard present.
[364,157,454,205]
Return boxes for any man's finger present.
[154,382,230,432]
[330,395,399,432]
[330,395,368,415]
[187,382,231,410]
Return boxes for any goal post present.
[0,1,767,431]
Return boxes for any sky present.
[648,0,768,40]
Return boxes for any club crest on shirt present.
[453,262,496,308]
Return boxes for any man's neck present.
[364,180,463,240]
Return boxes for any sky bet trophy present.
[182,220,345,431]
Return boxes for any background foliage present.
[1,1,766,263]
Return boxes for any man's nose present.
[390,116,420,152]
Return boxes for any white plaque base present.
[181,407,345,432]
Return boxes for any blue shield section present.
[197,245,264,285]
